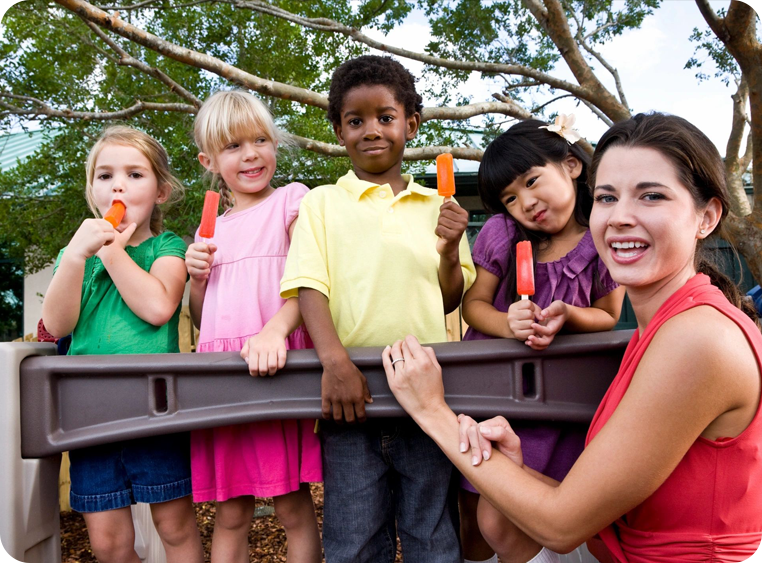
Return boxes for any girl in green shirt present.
[42,126,203,563]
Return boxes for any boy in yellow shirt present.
[281,55,475,563]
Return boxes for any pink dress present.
[191,183,322,502]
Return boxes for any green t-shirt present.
[53,231,187,356]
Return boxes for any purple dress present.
[463,214,618,487]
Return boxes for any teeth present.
[611,241,647,249]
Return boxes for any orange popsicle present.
[103,201,125,228]
[436,153,456,199]
[516,241,535,300]
[199,190,220,239]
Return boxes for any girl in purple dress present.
[459,117,625,563]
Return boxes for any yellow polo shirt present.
[281,170,475,348]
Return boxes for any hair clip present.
[539,113,582,145]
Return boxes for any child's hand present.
[507,300,542,341]
[66,218,116,261]
[322,355,373,424]
[527,300,569,350]
[185,242,217,283]
[96,223,138,260]
[435,201,468,258]
[241,329,287,376]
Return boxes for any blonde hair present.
[194,90,289,210]
[85,126,185,236]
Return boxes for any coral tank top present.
[585,274,762,562]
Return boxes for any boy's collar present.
[337,170,435,201]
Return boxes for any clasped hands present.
[508,299,569,351]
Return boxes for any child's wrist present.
[62,248,88,266]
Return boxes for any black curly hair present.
[327,55,423,125]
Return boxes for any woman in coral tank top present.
[383,113,762,563]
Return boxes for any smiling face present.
[499,155,582,238]
[200,132,277,210]
[333,84,420,183]
[91,142,166,232]
[590,146,720,291]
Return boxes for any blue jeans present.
[321,418,461,563]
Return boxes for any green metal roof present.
[0,129,59,173]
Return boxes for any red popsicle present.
[516,241,535,300]
[103,201,125,228]
[436,153,456,199]
[199,190,220,240]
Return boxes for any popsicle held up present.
[103,201,126,228]
[199,190,220,240]
[436,153,456,200]
[516,241,535,300]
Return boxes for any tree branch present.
[222,0,597,103]
[54,0,537,124]
[0,94,196,119]
[81,19,201,107]
[54,0,330,108]
[288,134,484,161]
[579,98,614,127]
[522,0,630,122]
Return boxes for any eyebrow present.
[343,106,400,118]
[95,164,150,172]
[594,181,671,192]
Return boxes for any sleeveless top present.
[586,274,762,562]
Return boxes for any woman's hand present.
[458,414,524,468]
[527,300,569,350]
[185,242,217,283]
[241,328,288,376]
[508,300,542,341]
[476,416,524,467]
[382,335,449,425]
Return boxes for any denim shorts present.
[69,432,192,513]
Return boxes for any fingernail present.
[460,442,467,453]
[483,450,490,460]
[472,456,479,466]
[480,426,491,435]
[384,345,390,351]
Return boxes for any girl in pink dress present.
[185,90,322,563]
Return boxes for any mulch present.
[61,484,404,562]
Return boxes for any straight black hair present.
[477,119,594,302]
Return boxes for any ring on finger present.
[391,357,405,366]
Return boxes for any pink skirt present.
[191,327,322,502]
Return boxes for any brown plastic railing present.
[19,331,632,458]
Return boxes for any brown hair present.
[589,112,757,322]
[85,126,184,235]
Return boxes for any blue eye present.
[643,192,665,201]
[594,194,616,204]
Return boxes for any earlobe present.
[566,155,583,180]
[156,183,170,204]
[406,112,421,141]
[198,152,215,173]
[699,197,723,238]
[333,124,345,146]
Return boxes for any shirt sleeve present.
[53,247,66,274]
[280,191,331,299]
[154,231,188,260]
[591,255,620,302]
[283,182,310,233]
[471,215,514,280]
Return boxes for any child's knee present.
[89,528,136,563]
[154,512,197,547]
[215,499,255,532]
[477,499,518,549]
[273,489,316,530]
